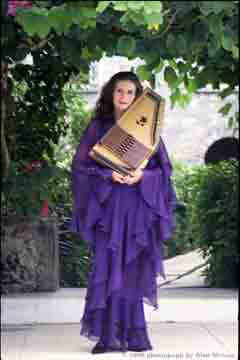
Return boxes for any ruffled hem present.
[80,293,153,350]
[84,254,163,311]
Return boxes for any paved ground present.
[1,249,238,360]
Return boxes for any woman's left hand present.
[124,169,144,185]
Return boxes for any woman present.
[70,71,176,354]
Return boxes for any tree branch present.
[1,61,10,178]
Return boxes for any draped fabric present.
[70,116,177,350]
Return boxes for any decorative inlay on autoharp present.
[90,87,165,176]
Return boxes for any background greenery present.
[2,1,238,288]
[53,81,92,169]
[2,1,239,177]
[185,160,238,287]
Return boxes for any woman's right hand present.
[112,171,127,184]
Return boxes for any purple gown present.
[70,116,176,351]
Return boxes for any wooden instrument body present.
[89,87,165,176]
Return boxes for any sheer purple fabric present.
[70,116,177,350]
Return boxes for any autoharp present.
[89,87,165,176]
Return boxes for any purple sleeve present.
[70,119,113,234]
[71,119,113,181]
[139,138,177,240]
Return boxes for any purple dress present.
[70,116,176,350]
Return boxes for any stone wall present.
[1,216,59,294]
[161,91,235,165]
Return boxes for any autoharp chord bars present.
[100,125,151,169]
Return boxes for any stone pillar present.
[1,216,59,294]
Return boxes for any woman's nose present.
[120,92,127,100]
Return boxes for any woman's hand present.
[126,169,144,185]
[112,171,127,184]
[112,169,144,185]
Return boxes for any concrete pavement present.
[1,249,238,360]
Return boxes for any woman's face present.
[113,80,137,114]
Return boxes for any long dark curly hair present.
[94,71,143,120]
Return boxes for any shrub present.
[53,82,92,169]
[2,160,66,217]
[186,159,238,287]
[169,159,199,258]
[59,228,91,288]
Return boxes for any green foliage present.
[15,2,97,37]
[117,35,136,57]
[164,67,178,89]
[3,1,239,122]
[169,160,200,257]
[8,49,72,163]
[60,233,91,288]
[170,159,238,287]
[184,160,238,287]
[53,82,92,169]
[7,1,238,93]
[96,1,111,13]
[136,65,152,81]
[63,83,92,147]
[172,160,202,208]
[2,161,67,217]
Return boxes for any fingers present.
[112,172,126,183]
[124,175,136,185]
[119,176,126,183]
[112,171,142,185]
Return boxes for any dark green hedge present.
[185,159,238,287]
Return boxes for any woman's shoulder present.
[82,115,114,141]
[88,114,114,126]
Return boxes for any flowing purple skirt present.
[79,183,166,350]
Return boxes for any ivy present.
[11,1,238,104]
[16,8,51,38]
[143,1,163,14]
[219,103,232,117]
[96,1,110,13]
[47,6,74,34]
[232,45,239,59]
[164,66,178,89]
[117,35,136,57]
[144,12,163,26]
[127,1,145,11]
[8,49,72,162]
[136,65,152,81]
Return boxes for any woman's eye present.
[116,88,134,96]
